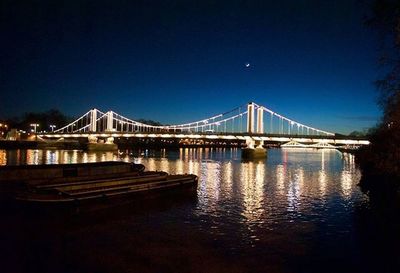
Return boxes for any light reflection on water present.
[0,148,362,202]
[0,147,365,248]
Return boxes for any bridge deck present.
[38,132,370,145]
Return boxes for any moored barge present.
[0,161,145,184]
[0,161,144,198]
[16,173,198,204]
[0,161,198,205]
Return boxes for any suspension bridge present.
[38,102,370,152]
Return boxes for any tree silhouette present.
[366,0,400,125]
[6,109,73,132]
[358,0,400,187]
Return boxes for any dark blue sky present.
[1,0,380,134]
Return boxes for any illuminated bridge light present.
[38,102,369,147]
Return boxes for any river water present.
[0,148,399,273]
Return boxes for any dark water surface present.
[0,148,399,273]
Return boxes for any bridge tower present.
[257,107,263,134]
[246,102,255,133]
[90,109,97,132]
[256,107,264,148]
[89,110,116,149]
[106,111,113,132]
[242,102,267,159]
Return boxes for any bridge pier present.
[242,137,267,159]
[242,147,267,159]
[86,135,118,151]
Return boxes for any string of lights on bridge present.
[53,102,334,136]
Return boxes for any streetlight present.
[50,125,56,132]
[30,123,39,133]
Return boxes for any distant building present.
[0,122,9,139]
[6,129,19,140]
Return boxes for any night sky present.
[1,0,380,134]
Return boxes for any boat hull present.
[16,174,198,208]
[0,161,145,199]
[1,161,198,210]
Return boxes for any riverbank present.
[355,134,400,193]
